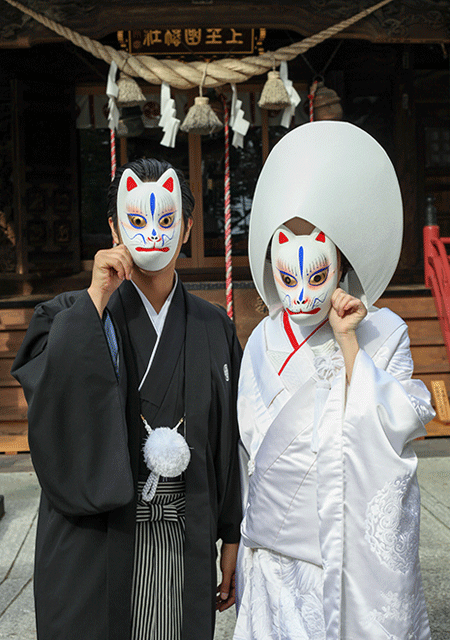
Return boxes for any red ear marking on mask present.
[279,232,289,244]
[316,231,326,243]
[127,177,138,191]
[163,177,174,193]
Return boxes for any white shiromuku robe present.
[234,306,434,640]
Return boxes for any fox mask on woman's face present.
[271,225,339,326]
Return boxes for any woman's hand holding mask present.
[328,288,367,382]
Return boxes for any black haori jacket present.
[12,280,242,640]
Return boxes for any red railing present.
[424,195,450,365]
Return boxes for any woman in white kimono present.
[234,121,434,640]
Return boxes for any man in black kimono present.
[11,158,242,640]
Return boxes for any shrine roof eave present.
[0,0,449,49]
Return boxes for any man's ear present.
[108,217,120,247]
[183,218,193,244]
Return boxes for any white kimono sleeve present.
[317,323,434,640]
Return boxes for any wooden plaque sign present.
[117,27,266,56]
[430,380,450,423]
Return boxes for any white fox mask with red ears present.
[117,167,183,271]
[271,225,339,326]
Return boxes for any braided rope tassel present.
[141,415,189,503]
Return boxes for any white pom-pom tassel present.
[141,416,190,503]
[143,427,191,477]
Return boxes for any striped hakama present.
[131,479,186,640]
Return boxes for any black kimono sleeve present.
[11,290,134,517]
[211,315,243,544]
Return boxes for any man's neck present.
[131,266,176,314]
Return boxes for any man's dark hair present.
[108,158,195,229]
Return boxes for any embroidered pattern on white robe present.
[234,548,325,640]
[365,474,420,574]
[364,587,424,640]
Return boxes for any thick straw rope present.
[3,0,393,89]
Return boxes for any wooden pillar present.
[11,79,26,276]
[394,45,420,280]
[188,132,203,268]
[261,109,269,163]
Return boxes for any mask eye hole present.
[127,214,146,229]
[158,212,175,229]
[309,266,329,287]
[279,270,298,288]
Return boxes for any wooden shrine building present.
[0,0,449,448]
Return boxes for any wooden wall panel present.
[1,386,27,421]
[375,296,437,318]
[2,289,450,443]
[0,330,26,355]
[0,358,18,386]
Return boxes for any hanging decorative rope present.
[2,0,394,89]
[221,95,234,320]
[308,79,319,122]
[106,62,119,179]
[110,129,116,179]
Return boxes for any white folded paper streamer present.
[230,84,251,148]
[159,82,180,148]
[106,61,120,131]
[279,61,301,129]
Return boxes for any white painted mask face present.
[117,167,183,271]
[271,225,339,325]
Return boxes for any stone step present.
[0,434,29,455]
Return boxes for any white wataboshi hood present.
[248,121,403,315]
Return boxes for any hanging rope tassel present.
[141,415,190,503]
[180,63,223,135]
[221,95,234,320]
[258,68,291,111]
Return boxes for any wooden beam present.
[1,1,449,49]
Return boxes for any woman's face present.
[271,219,340,325]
